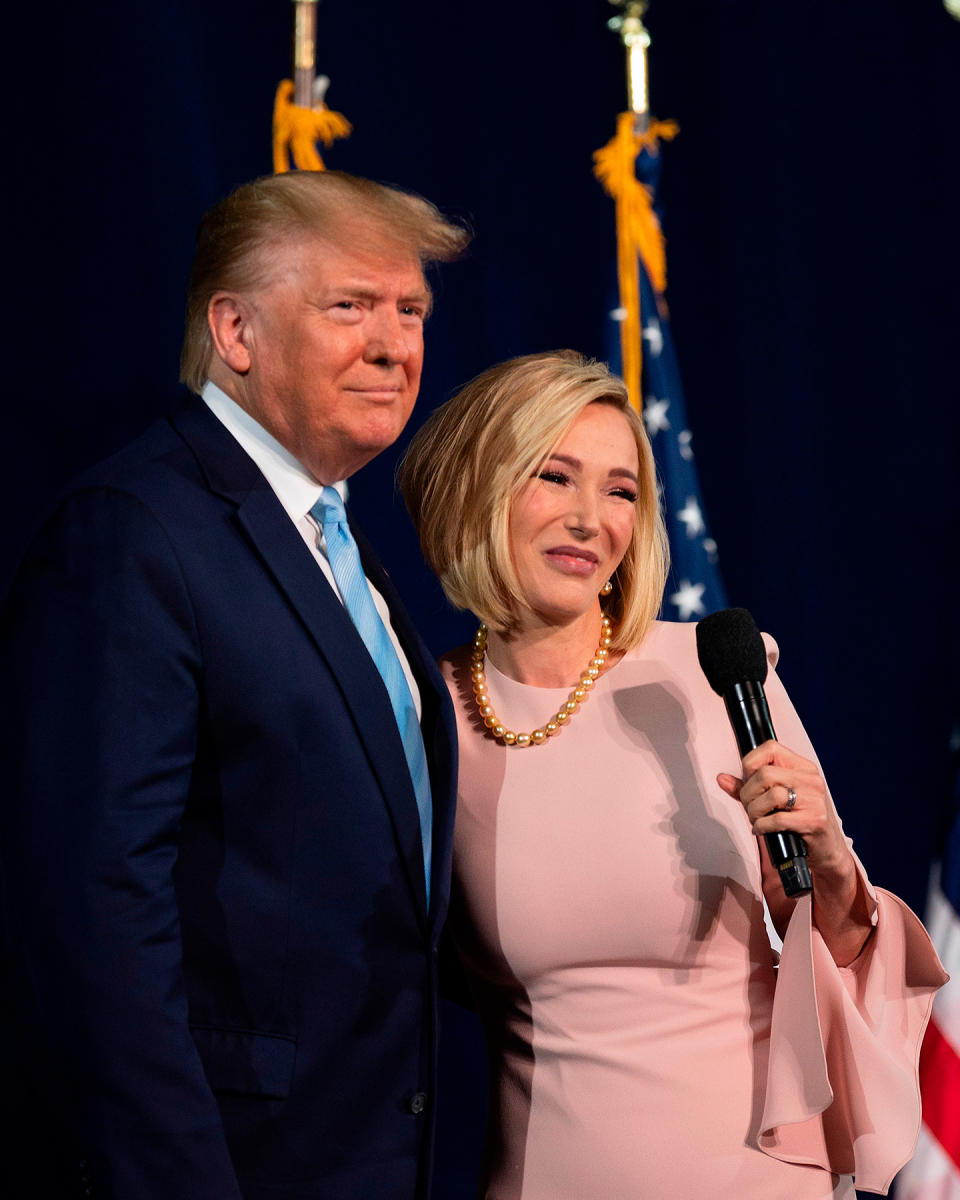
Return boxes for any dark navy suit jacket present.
[0,399,457,1199]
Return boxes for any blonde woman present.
[400,350,945,1199]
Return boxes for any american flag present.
[895,730,960,1198]
[604,140,727,623]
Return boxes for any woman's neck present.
[483,605,613,688]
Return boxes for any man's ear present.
[208,293,254,374]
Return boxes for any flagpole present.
[273,0,350,173]
[292,0,318,108]
[600,0,660,411]
[609,0,651,133]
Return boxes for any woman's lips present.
[544,546,600,576]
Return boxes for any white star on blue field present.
[643,320,664,356]
[676,496,705,539]
[669,579,707,620]
[643,397,671,436]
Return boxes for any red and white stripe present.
[897,866,960,1197]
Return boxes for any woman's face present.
[508,402,640,628]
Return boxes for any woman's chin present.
[523,595,604,631]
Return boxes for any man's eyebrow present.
[325,284,383,300]
[402,289,432,309]
[324,283,432,311]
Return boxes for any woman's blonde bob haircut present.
[180,170,469,395]
[399,350,669,653]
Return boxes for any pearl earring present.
[600,579,613,596]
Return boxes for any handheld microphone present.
[695,608,812,898]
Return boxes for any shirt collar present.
[201,380,346,521]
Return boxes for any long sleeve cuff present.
[757,871,948,1194]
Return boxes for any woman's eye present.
[538,471,569,485]
[611,487,638,502]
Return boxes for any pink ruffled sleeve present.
[757,865,948,1194]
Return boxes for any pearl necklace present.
[470,615,614,747]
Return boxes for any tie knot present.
[313,486,346,529]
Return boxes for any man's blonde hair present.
[180,170,469,394]
[399,350,669,652]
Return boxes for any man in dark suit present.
[0,170,468,1198]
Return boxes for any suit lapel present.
[353,525,459,932]
[170,400,431,924]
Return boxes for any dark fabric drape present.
[8,2,959,1194]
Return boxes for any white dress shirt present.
[202,381,422,718]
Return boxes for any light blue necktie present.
[311,487,432,905]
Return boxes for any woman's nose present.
[565,493,600,536]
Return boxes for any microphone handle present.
[724,681,812,898]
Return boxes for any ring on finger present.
[784,787,797,812]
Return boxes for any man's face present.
[234,236,429,483]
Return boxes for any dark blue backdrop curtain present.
[8,1,960,1194]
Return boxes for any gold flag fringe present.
[272,80,352,174]
[593,113,679,412]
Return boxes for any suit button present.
[407,1090,427,1115]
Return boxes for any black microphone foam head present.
[695,607,768,695]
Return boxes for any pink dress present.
[440,621,947,1199]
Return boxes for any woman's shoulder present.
[635,618,780,672]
